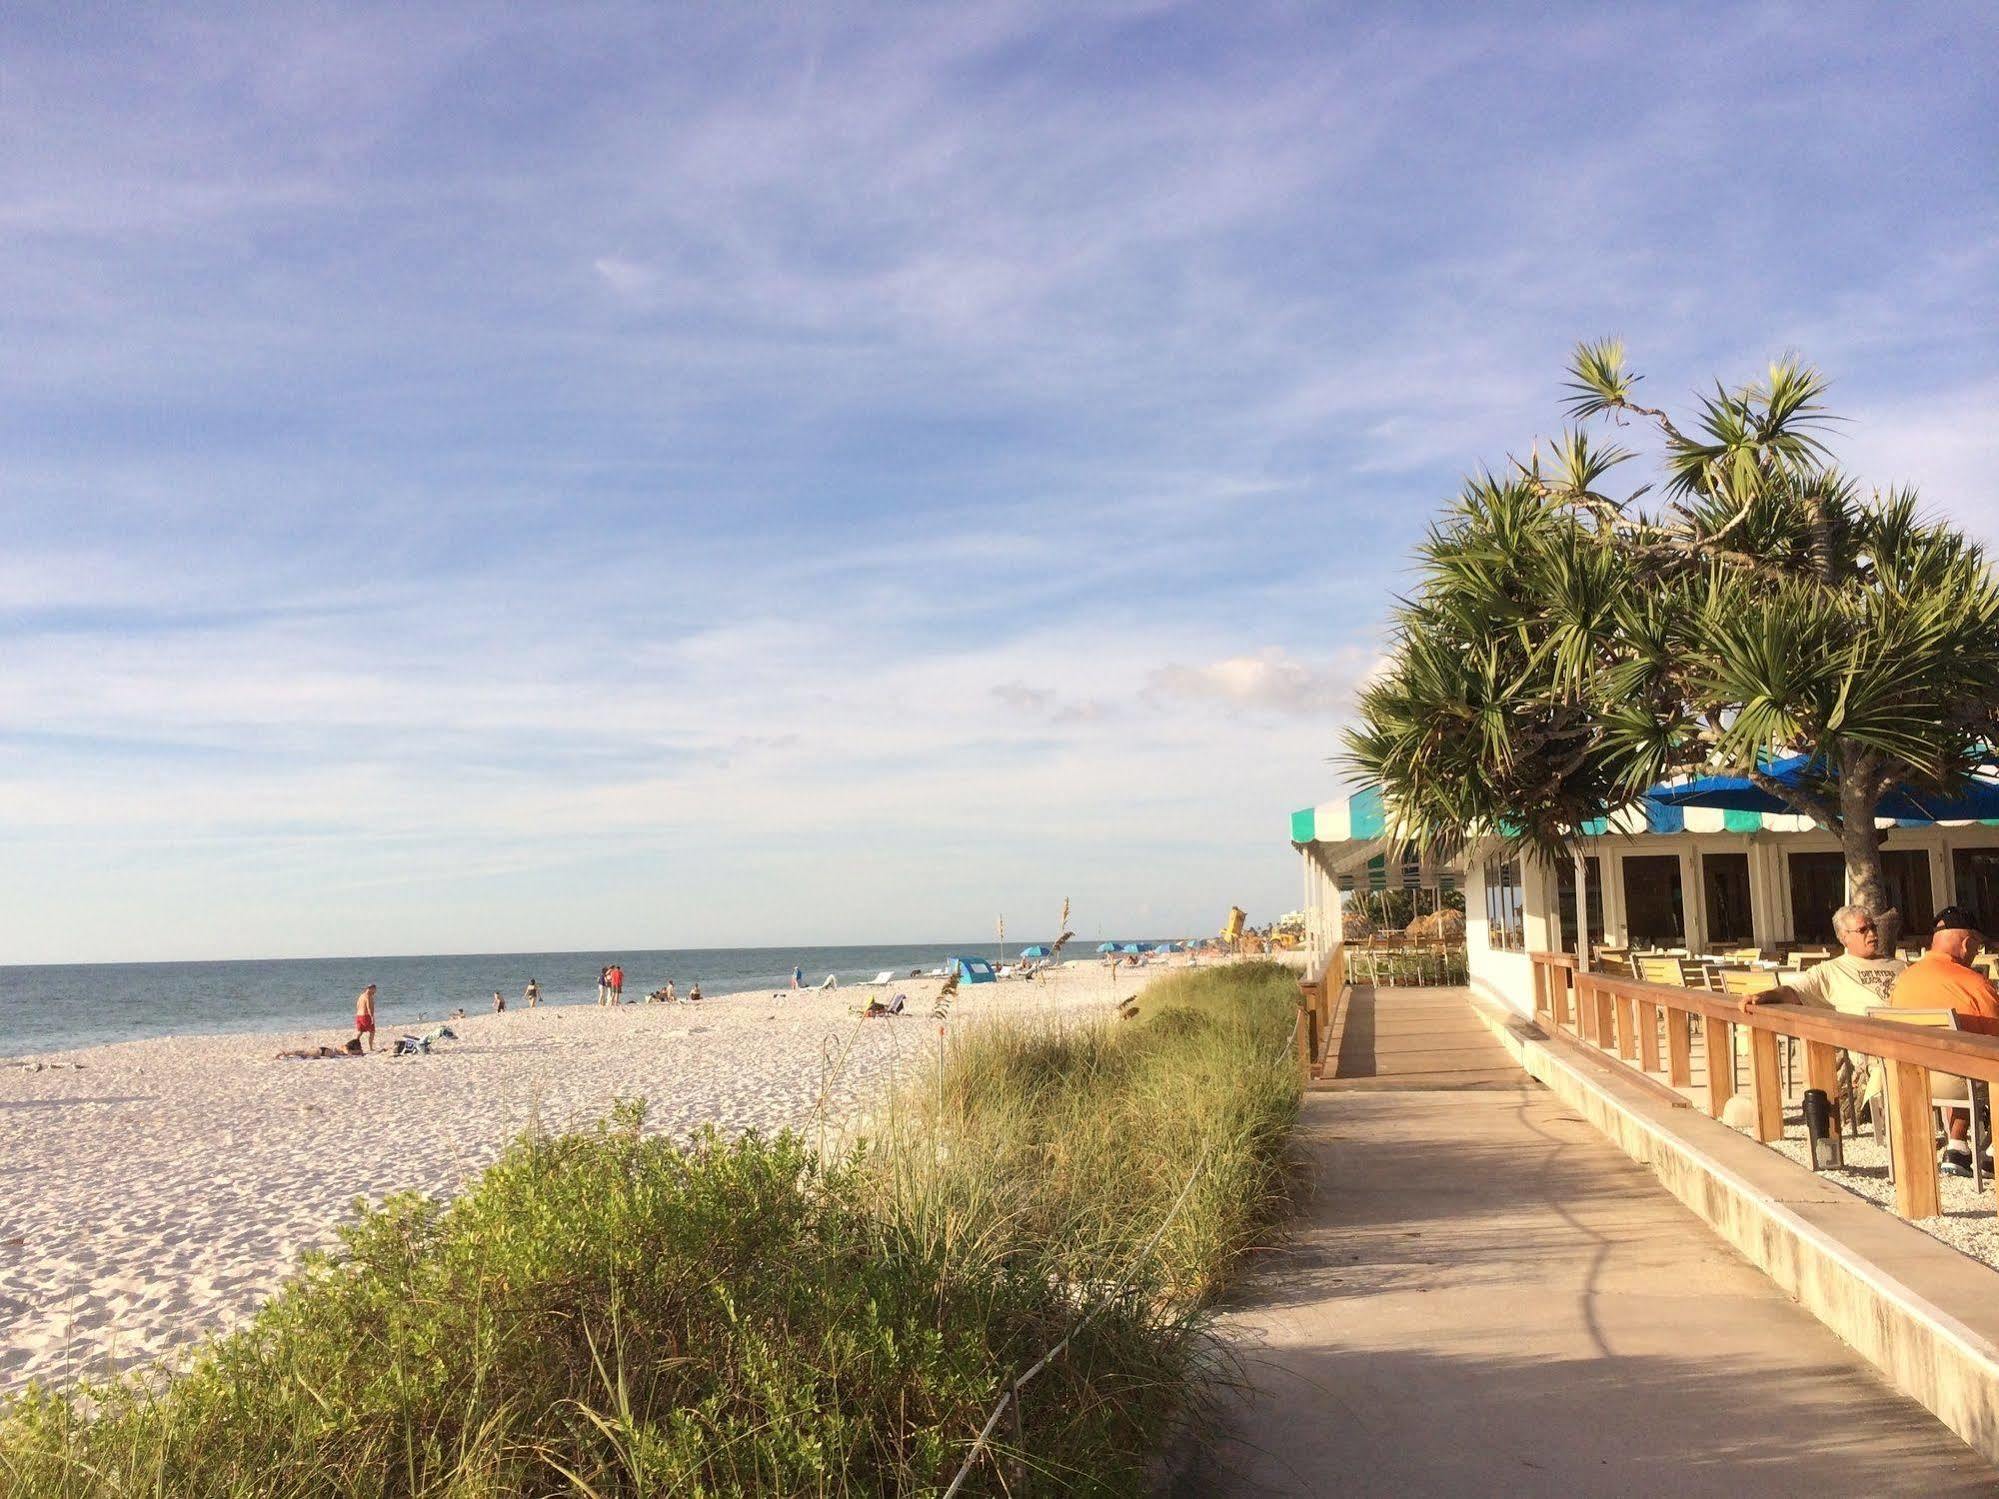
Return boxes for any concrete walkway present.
[1189,986,1997,1497]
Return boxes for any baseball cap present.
[1934,906,1985,934]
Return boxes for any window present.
[1788,852,1846,943]
[1557,855,1604,955]
[1881,850,1936,936]
[1701,852,1754,946]
[1622,855,1685,948]
[1484,859,1525,952]
[1953,848,1999,930]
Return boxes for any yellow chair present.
[1718,968,1778,998]
[1863,1007,1986,1190]
[1636,956,1685,987]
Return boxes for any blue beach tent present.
[948,956,998,984]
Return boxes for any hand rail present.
[1527,950,1995,1223]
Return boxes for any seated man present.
[1893,905,1999,1021]
[1891,906,1999,1176]
[1739,904,1904,1015]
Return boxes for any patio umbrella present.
[1649,753,1999,823]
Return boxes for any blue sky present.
[2,3,1994,962]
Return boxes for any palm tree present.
[1345,341,1999,945]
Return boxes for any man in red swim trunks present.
[607,964,625,1004]
[354,983,378,1052]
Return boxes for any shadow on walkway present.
[1188,987,1998,1497]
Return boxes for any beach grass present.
[0,961,1301,1497]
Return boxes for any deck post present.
[1748,1029,1784,1142]
[1702,1015,1732,1118]
[1884,1059,1941,1220]
[1593,986,1615,1049]
[1666,1007,1693,1087]
[1614,995,1637,1062]
[1637,999,1661,1073]
[1804,1040,1840,1102]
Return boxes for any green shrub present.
[1,965,1302,1497]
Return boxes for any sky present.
[2,3,1995,963]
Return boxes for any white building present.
[1293,788,1999,1016]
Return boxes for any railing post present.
[1614,994,1637,1062]
[1702,1015,1733,1118]
[1803,1039,1840,1102]
[1884,1059,1941,1220]
[1556,969,1574,1030]
[1748,1029,1784,1142]
[1666,1006,1693,1087]
[1532,961,1548,1020]
[1593,986,1615,1049]
[1636,999,1660,1073]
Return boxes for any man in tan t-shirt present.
[1741,905,1905,1016]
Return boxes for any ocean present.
[2,942,1111,1056]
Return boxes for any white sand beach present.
[0,961,1173,1394]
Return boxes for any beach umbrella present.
[1117,942,1144,954]
[1020,945,1051,958]
[1096,941,1121,953]
[1649,753,1999,823]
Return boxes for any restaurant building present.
[1292,788,1999,1016]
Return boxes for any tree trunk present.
[1838,762,1899,950]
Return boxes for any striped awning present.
[1292,786,1999,851]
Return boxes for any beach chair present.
[1863,1007,1986,1189]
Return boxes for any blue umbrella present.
[1096,941,1120,953]
[1650,753,1999,822]
[1117,942,1144,954]
[1020,945,1051,958]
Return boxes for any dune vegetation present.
[0,962,1301,1497]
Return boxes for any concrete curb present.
[1473,996,1999,1468]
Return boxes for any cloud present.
[591,256,658,300]
[1144,647,1383,718]
[0,4,1991,959]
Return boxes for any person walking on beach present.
[524,978,541,1008]
[597,966,610,1006]
[354,983,378,1053]
[608,963,625,1004]
[492,989,506,1013]
[790,964,803,990]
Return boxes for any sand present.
[0,959,1169,1395]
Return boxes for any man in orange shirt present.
[1891,906,1999,1175]
[1893,906,1999,1022]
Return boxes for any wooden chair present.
[1863,1007,1986,1190]
[1718,968,1778,998]
[1636,956,1685,987]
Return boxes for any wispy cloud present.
[0,2,1992,960]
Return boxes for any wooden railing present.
[1297,942,1344,1081]
[1530,951,1999,1221]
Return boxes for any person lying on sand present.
[276,1040,365,1060]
